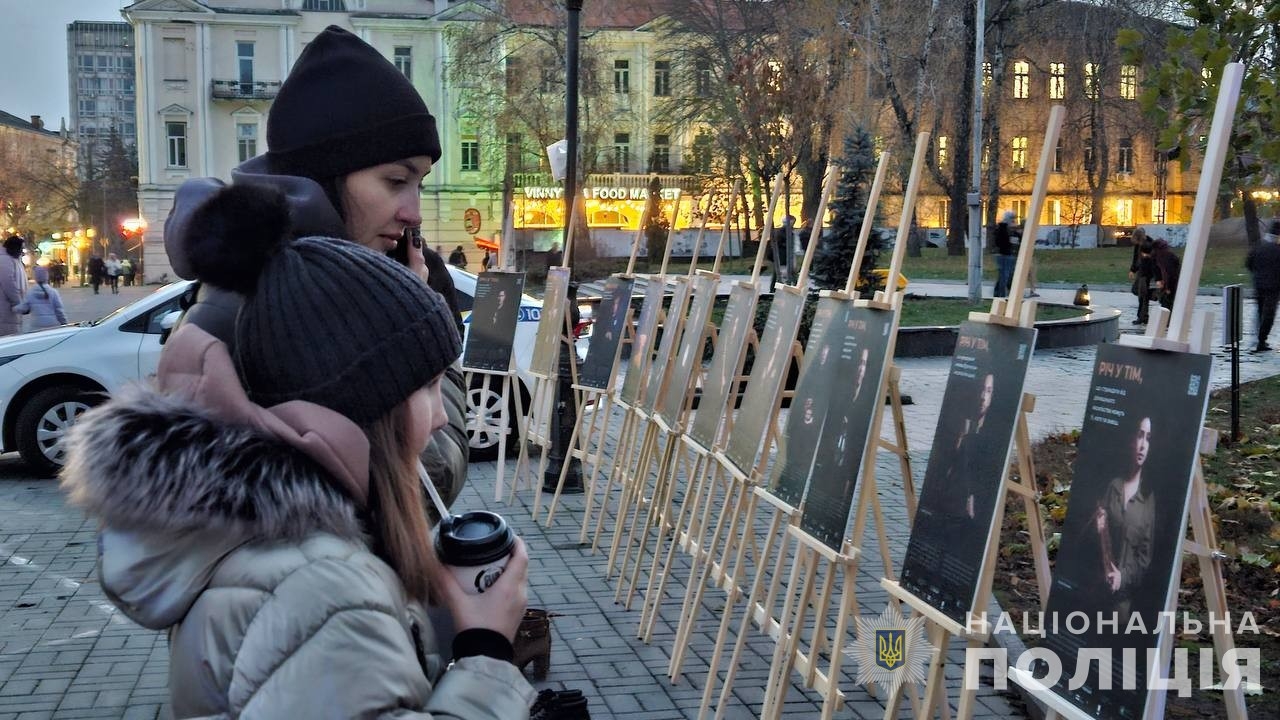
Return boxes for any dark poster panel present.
[530,267,571,376]
[769,296,848,508]
[657,274,719,427]
[798,306,895,551]
[461,272,525,373]
[1038,345,1211,720]
[899,322,1038,623]
[643,278,692,412]
[722,289,807,473]
[687,284,758,449]
[580,276,635,389]
[619,280,668,406]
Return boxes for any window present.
[1120,64,1137,100]
[302,0,346,10]
[692,132,713,174]
[236,122,257,163]
[394,46,412,81]
[695,59,712,97]
[162,37,187,81]
[654,60,671,97]
[506,133,524,172]
[237,42,254,91]
[78,99,95,117]
[1011,136,1028,171]
[982,61,992,89]
[1152,198,1166,224]
[1046,198,1062,226]
[650,134,670,172]
[97,54,110,70]
[505,56,520,92]
[1011,200,1028,225]
[166,121,187,167]
[613,59,630,94]
[612,132,630,173]
[1049,62,1065,99]
[1117,137,1134,174]
[1084,62,1099,99]
[1052,143,1064,172]
[1012,60,1029,99]
[78,54,93,71]
[1083,141,1094,172]
[937,198,950,227]
[539,64,557,94]
[936,135,948,167]
[461,139,480,171]
[1115,198,1133,225]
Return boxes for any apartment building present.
[67,21,138,176]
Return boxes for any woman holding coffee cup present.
[61,188,534,717]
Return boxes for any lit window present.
[166,121,187,167]
[1115,198,1133,225]
[1013,61,1029,99]
[1117,137,1133,174]
[394,47,412,81]
[654,61,671,97]
[236,122,257,163]
[1011,136,1028,171]
[1120,64,1137,100]
[982,62,992,89]
[1084,62,1099,99]
[1046,198,1061,225]
[612,132,630,172]
[1049,62,1065,99]
[651,133,670,172]
[461,140,480,171]
[938,198,950,227]
[1012,199,1028,224]
[614,59,630,94]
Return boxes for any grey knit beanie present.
[185,185,461,426]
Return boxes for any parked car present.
[0,267,587,475]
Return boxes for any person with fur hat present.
[0,235,27,336]
[14,265,67,330]
[62,187,535,718]
[163,24,470,510]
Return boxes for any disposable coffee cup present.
[435,511,515,595]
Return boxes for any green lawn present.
[897,296,1088,327]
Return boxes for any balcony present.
[211,80,281,100]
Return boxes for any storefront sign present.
[521,186,682,201]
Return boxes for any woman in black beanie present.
[164,24,471,507]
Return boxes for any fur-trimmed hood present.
[60,326,371,630]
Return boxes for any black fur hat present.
[185,185,460,426]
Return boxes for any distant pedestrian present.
[546,242,562,269]
[1246,220,1280,352]
[88,255,105,294]
[0,236,27,336]
[1142,238,1180,312]
[481,249,492,271]
[1128,228,1155,325]
[50,259,65,287]
[105,253,122,294]
[993,210,1016,298]
[14,266,67,330]
[121,258,135,286]
[448,245,467,268]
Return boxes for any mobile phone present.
[389,227,423,267]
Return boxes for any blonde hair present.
[365,402,434,601]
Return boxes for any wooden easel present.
[541,205,651,528]
[1008,64,1249,720]
[877,106,1064,720]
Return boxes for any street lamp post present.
[966,0,986,305]
[544,0,584,493]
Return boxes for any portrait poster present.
[899,322,1038,623]
[798,306,895,551]
[461,271,525,373]
[579,276,635,390]
[768,295,848,508]
[619,280,668,406]
[722,288,806,474]
[530,267,571,376]
[687,283,758,450]
[1034,345,1211,720]
[643,278,692,412]
[657,274,719,427]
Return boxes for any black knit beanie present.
[265,25,442,181]
[186,186,460,427]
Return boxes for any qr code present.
[1017,344,1027,360]
[1188,374,1202,396]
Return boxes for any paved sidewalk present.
[1,280,1277,719]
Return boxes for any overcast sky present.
[0,0,132,125]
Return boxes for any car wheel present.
[466,375,520,461]
[16,386,100,477]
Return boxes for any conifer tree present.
[812,126,882,292]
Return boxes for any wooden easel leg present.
[820,556,858,720]
[670,458,731,682]
[543,394,589,527]
[626,430,678,615]
[1013,395,1052,604]
[511,376,542,503]
[597,407,638,558]
[610,419,657,589]
[888,370,917,521]
[761,543,817,720]
[577,390,610,543]
[640,436,696,642]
